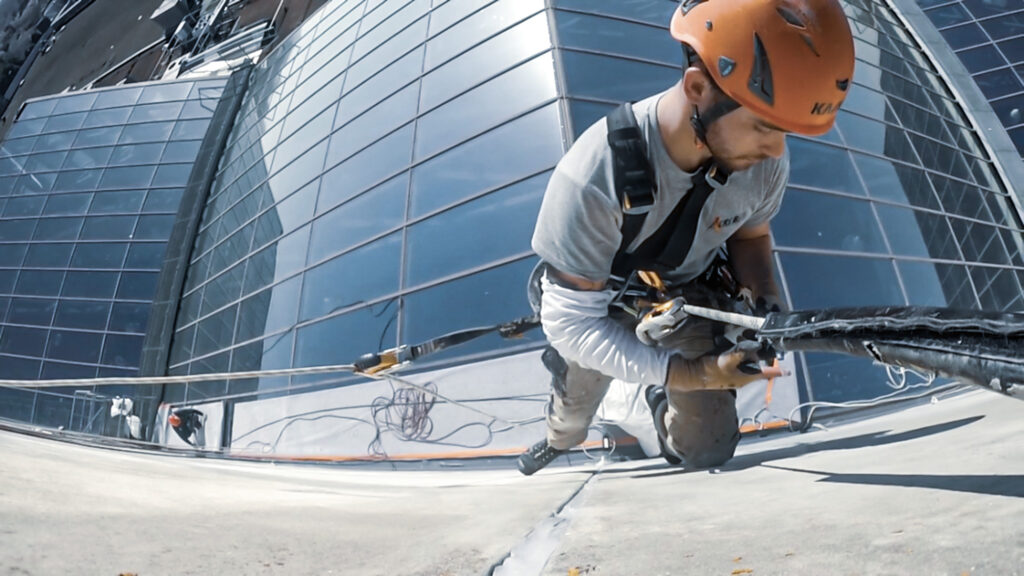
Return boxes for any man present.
[519,0,855,475]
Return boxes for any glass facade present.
[0,77,229,429]
[0,0,1022,452]
[164,0,558,404]
[916,0,1024,155]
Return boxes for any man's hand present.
[666,348,784,392]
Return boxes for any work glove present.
[665,344,785,392]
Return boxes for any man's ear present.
[682,66,714,107]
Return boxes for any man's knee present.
[670,432,739,468]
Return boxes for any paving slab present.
[0,431,588,575]
[542,390,1024,576]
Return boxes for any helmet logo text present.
[811,101,839,115]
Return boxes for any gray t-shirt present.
[532,90,789,285]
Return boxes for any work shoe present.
[644,385,682,465]
[517,438,566,476]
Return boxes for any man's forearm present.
[726,233,779,300]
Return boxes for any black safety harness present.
[606,102,732,290]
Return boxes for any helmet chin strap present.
[690,97,741,177]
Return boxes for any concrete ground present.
[1,388,1021,575]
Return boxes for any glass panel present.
[8,298,57,326]
[109,143,166,166]
[134,215,176,239]
[308,173,406,264]
[0,243,27,267]
[402,257,543,361]
[71,243,128,268]
[924,3,972,28]
[406,173,545,286]
[772,189,888,253]
[89,190,146,214]
[118,122,174,144]
[410,102,561,217]
[99,165,157,189]
[42,112,87,133]
[0,219,37,241]
[804,352,893,403]
[33,131,77,152]
[62,271,118,298]
[55,300,112,330]
[957,44,1005,73]
[33,217,83,241]
[852,153,936,208]
[0,326,48,357]
[875,205,949,259]
[779,253,905,309]
[54,169,102,192]
[294,300,398,367]
[979,11,1024,41]
[939,23,988,50]
[318,124,413,215]
[15,270,64,297]
[14,172,57,194]
[0,355,40,378]
[152,163,194,187]
[42,361,97,380]
[128,102,185,123]
[80,216,137,240]
[162,141,202,163]
[64,146,115,170]
[298,232,401,321]
[138,82,193,104]
[46,330,102,363]
[561,51,678,102]
[193,304,238,357]
[420,13,550,111]
[83,107,133,128]
[24,150,68,172]
[108,302,151,333]
[414,53,556,160]
[74,126,122,147]
[235,277,301,343]
[101,334,143,368]
[326,84,418,168]
[125,243,167,269]
[556,10,677,65]
[116,272,158,301]
[52,93,98,115]
[4,195,46,217]
[787,138,866,195]
[974,68,1023,99]
[18,98,58,120]
[171,119,209,140]
[425,0,543,70]
[143,188,184,212]
[24,244,74,268]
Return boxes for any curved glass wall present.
[166,0,560,404]
[0,77,229,430]
[915,0,1024,155]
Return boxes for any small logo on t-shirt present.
[709,215,742,232]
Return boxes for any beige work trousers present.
[544,315,740,468]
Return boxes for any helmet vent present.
[749,33,775,106]
[800,33,821,57]
[776,6,807,28]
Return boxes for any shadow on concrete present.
[620,415,985,480]
[762,464,1024,498]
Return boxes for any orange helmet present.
[671,0,855,135]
